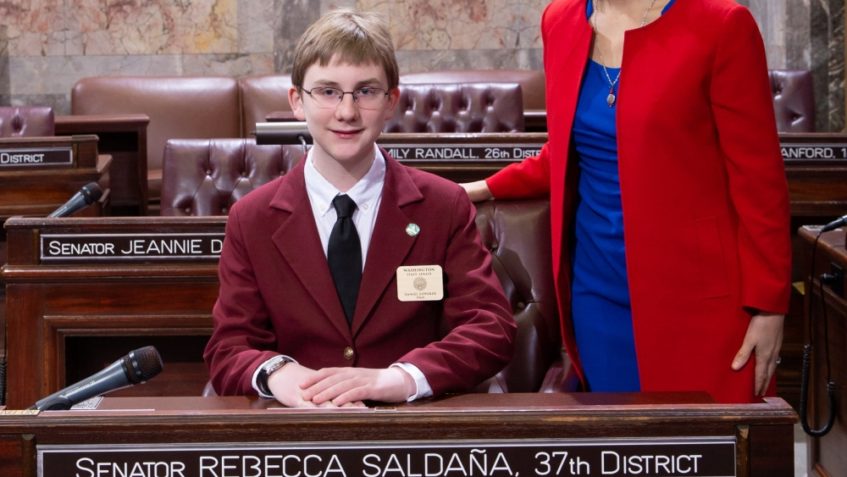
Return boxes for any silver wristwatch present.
[256,355,293,395]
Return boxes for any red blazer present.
[487,0,791,403]
[205,153,516,396]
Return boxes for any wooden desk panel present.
[785,162,847,217]
[379,132,544,183]
[254,127,545,183]
[2,216,223,409]
[0,394,798,477]
[0,135,109,219]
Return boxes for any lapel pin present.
[405,223,420,237]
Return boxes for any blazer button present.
[343,347,355,361]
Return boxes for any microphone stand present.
[297,134,310,158]
[799,231,837,437]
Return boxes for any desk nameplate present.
[385,142,847,162]
[382,143,543,161]
[39,232,225,263]
[39,437,736,477]
[0,146,73,168]
[781,143,847,160]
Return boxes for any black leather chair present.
[474,199,575,393]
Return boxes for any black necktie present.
[327,194,362,324]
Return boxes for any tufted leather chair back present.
[160,138,302,216]
[769,69,815,132]
[401,69,545,112]
[237,74,295,138]
[385,83,524,133]
[474,199,565,392]
[0,106,55,137]
[239,73,538,135]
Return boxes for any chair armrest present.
[539,351,581,393]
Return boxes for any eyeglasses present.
[302,86,389,110]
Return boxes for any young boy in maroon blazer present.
[203,9,516,407]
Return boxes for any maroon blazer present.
[487,0,791,402]
[204,152,516,396]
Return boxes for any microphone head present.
[820,214,847,233]
[255,121,312,145]
[80,182,104,205]
[122,346,163,384]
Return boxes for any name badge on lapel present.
[396,265,444,301]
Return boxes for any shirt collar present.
[304,145,385,217]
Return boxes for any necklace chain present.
[590,0,659,106]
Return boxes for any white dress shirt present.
[304,146,384,263]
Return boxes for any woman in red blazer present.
[464,0,791,403]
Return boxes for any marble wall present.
[0,0,843,130]
[0,25,8,103]
[741,0,844,132]
[811,0,845,131]
[272,0,546,72]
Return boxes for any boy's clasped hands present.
[267,363,415,408]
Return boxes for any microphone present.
[30,346,163,411]
[255,121,312,147]
[821,214,847,233]
[47,182,103,218]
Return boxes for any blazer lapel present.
[547,1,592,281]
[351,155,423,334]
[546,1,591,142]
[269,163,351,339]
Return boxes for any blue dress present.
[570,0,675,392]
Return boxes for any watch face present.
[258,357,291,395]
[265,356,291,375]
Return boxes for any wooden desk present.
[254,125,544,183]
[267,108,550,133]
[56,114,149,215]
[2,216,223,409]
[0,135,110,220]
[781,133,847,217]
[798,226,847,477]
[0,136,112,406]
[0,393,797,477]
[778,133,847,408]
[252,129,847,214]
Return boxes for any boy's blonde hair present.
[291,9,399,90]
